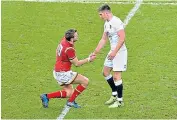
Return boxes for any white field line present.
[24,0,177,5]
[123,0,143,28]
[57,105,71,120]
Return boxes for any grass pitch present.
[1,1,177,119]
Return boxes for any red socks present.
[46,84,86,101]
[68,84,86,102]
[47,90,67,99]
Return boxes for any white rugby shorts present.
[104,49,127,71]
[53,70,78,86]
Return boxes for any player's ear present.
[70,38,74,42]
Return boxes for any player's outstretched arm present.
[93,32,107,55]
[70,55,96,67]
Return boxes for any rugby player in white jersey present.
[93,4,127,108]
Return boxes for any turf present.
[1,1,177,119]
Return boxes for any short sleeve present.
[65,47,76,60]
[114,18,124,32]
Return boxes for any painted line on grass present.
[123,0,143,28]
[57,105,71,120]
[24,0,177,6]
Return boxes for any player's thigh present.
[104,53,113,69]
[103,66,112,77]
[72,74,89,87]
[113,71,122,80]
[113,50,127,72]
[53,70,78,86]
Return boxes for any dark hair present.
[98,4,111,12]
[65,29,77,41]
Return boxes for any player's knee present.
[85,77,89,86]
[113,77,118,81]
[113,75,121,80]
[103,71,109,77]
[82,77,89,87]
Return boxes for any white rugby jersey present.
[104,16,127,51]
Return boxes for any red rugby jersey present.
[54,37,76,72]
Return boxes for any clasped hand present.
[88,53,96,62]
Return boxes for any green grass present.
[2,1,177,119]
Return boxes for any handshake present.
[87,53,96,62]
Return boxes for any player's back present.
[54,37,75,72]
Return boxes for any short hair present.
[98,4,111,12]
[65,29,77,41]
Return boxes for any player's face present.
[99,11,107,20]
[73,32,78,42]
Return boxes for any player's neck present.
[107,14,113,21]
[68,40,74,45]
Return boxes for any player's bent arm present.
[113,29,125,53]
[93,32,107,55]
[70,57,89,67]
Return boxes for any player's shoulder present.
[113,16,121,20]
[65,46,75,53]
[60,37,66,45]
[61,39,72,48]
[112,16,123,23]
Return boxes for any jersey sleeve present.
[65,47,76,60]
[114,18,124,32]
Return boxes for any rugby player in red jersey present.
[40,29,96,108]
